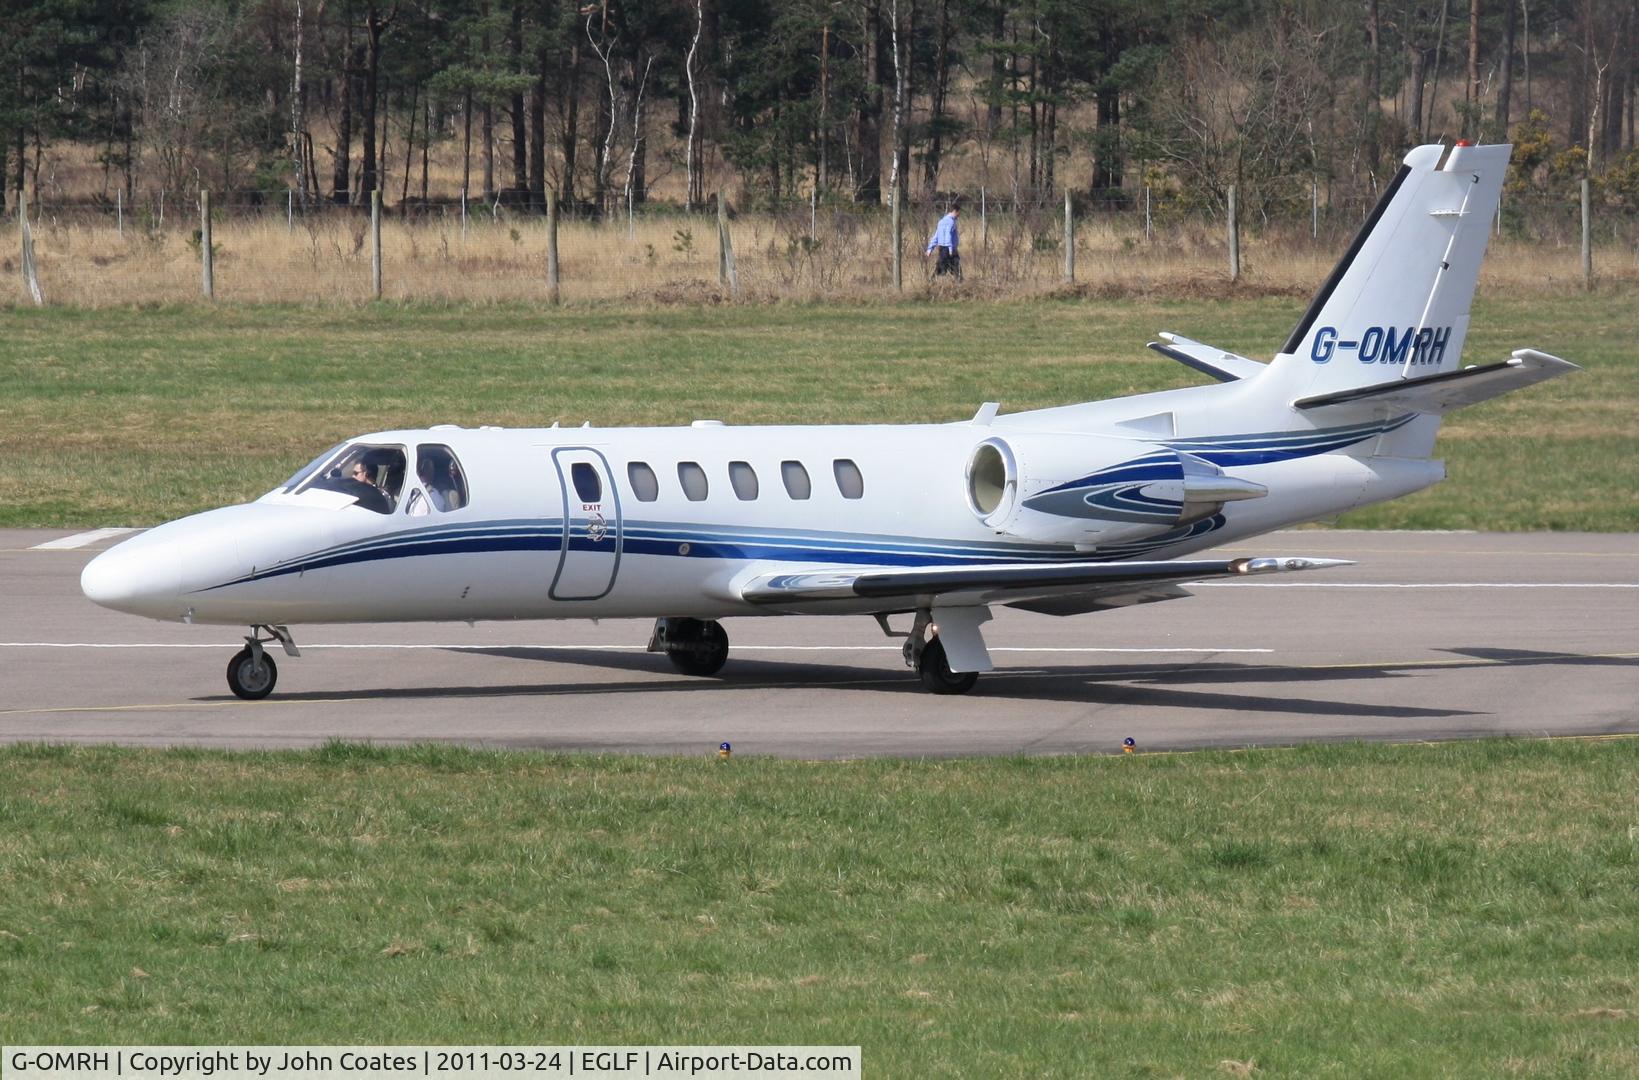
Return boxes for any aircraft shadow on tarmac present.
[198,643,1639,720]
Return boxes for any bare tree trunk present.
[421,98,430,201]
[1496,0,1515,133]
[1027,20,1039,191]
[587,11,619,216]
[1522,0,1532,117]
[886,0,904,192]
[482,98,494,198]
[480,21,494,200]
[333,46,360,202]
[561,42,581,205]
[529,42,547,211]
[817,21,830,195]
[855,0,883,204]
[293,0,307,205]
[462,85,472,198]
[922,0,951,194]
[1466,0,1480,139]
[1429,0,1450,138]
[1409,41,1428,139]
[623,55,654,216]
[988,4,1003,139]
[509,3,526,192]
[1366,0,1381,173]
[402,78,417,203]
[361,6,390,198]
[685,0,703,208]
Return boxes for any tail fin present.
[1263,142,1509,403]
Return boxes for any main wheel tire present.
[666,618,730,677]
[226,647,278,700]
[917,636,979,695]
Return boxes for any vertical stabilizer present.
[1264,142,1509,404]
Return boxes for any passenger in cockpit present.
[419,457,451,512]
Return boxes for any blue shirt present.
[927,212,959,254]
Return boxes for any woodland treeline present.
[4,0,1638,218]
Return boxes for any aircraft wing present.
[1147,332,1268,382]
[739,555,1350,611]
[1294,349,1579,412]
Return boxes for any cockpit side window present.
[299,443,408,514]
[414,444,469,512]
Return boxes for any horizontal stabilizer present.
[1147,332,1267,383]
[1293,348,1579,413]
[741,555,1351,610]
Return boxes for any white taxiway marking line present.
[0,642,1273,654]
[29,528,135,550]
[1196,582,1639,588]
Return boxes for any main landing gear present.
[649,617,730,677]
[226,625,300,700]
[880,610,981,695]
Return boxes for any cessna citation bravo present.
[83,141,1576,699]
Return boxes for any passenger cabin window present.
[571,462,603,504]
[301,444,408,514]
[627,462,660,502]
[678,462,709,502]
[728,461,759,500]
[780,460,812,500]
[409,443,469,515]
[833,458,865,499]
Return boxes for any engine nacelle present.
[964,433,1267,546]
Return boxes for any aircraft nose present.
[81,532,185,618]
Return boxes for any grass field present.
[13,200,1637,307]
[0,292,1634,530]
[2,739,1636,1074]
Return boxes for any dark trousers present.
[934,247,962,279]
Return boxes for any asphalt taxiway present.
[2,528,1635,757]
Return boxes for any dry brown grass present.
[7,203,1637,307]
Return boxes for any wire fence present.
[7,184,1637,306]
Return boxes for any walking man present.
[925,204,961,280]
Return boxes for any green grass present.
[1,739,1636,1074]
[0,293,1635,529]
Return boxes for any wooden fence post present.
[1227,185,1241,283]
[717,191,739,299]
[546,184,560,306]
[371,189,383,300]
[19,192,43,305]
[890,183,902,292]
[1063,188,1075,283]
[1581,177,1592,289]
[200,190,214,300]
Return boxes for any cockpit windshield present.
[296,443,408,514]
[279,443,346,492]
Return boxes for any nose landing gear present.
[226,625,299,700]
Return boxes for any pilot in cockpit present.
[342,460,392,514]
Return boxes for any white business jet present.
[82,141,1575,699]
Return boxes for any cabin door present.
[550,447,622,601]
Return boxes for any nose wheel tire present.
[917,636,979,695]
[227,647,278,700]
[665,618,730,677]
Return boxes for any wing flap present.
[741,555,1351,609]
[1147,332,1268,383]
[1294,349,1579,412]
